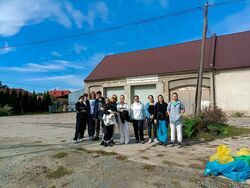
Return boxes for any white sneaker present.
[72,139,77,143]
[148,138,152,144]
[78,138,84,142]
[154,138,159,143]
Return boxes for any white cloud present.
[213,4,250,34]
[51,51,62,57]
[0,41,14,54]
[0,60,86,72]
[84,52,112,67]
[25,74,83,88]
[0,0,109,37]
[74,43,88,54]
[137,0,169,8]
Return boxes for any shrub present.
[0,105,12,116]
[183,106,228,138]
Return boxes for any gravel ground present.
[0,113,249,188]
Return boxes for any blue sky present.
[0,0,249,92]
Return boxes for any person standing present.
[110,95,118,145]
[88,91,96,140]
[73,96,88,143]
[145,95,158,144]
[101,98,117,147]
[167,92,185,148]
[130,95,145,144]
[117,95,130,144]
[154,95,168,146]
[93,91,105,141]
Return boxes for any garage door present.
[105,87,124,99]
[131,85,156,105]
[170,87,210,115]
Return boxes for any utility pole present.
[195,2,208,115]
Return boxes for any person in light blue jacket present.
[144,95,158,144]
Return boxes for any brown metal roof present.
[85,30,250,82]
[214,31,250,70]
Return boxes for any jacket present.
[93,97,105,119]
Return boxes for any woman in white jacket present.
[117,95,130,144]
[130,95,145,144]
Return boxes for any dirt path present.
[0,113,249,188]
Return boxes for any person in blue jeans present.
[154,95,169,146]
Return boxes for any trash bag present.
[204,160,250,182]
[234,156,250,166]
[210,145,234,164]
[236,148,250,156]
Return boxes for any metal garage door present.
[131,85,156,105]
[105,86,124,99]
[170,87,210,115]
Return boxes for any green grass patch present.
[46,166,73,179]
[116,155,128,161]
[141,156,150,160]
[52,152,68,159]
[142,164,156,172]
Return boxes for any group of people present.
[73,91,185,148]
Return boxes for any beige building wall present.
[215,68,250,116]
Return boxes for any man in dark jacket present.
[73,95,88,143]
[93,91,105,141]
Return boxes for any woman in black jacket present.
[154,95,169,146]
[73,95,88,143]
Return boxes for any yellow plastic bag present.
[210,145,234,164]
[236,148,250,156]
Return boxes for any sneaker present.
[163,142,168,146]
[93,137,100,141]
[100,141,104,145]
[135,140,140,143]
[154,138,159,143]
[72,139,77,143]
[159,142,163,145]
[104,142,108,147]
[141,141,145,144]
[147,138,152,144]
[108,142,113,147]
[78,138,84,142]
[170,142,174,147]
[178,142,182,148]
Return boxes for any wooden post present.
[195,2,208,115]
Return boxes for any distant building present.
[49,89,71,98]
[85,31,250,115]
[68,89,84,111]
[0,88,31,95]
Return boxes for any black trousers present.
[88,114,95,137]
[132,120,144,141]
[147,118,157,139]
[74,117,87,140]
[104,125,114,143]
[94,118,103,138]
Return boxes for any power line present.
[0,0,248,50]
[0,6,203,50]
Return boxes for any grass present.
[52,152,68,159]
[46,166,73,179]
[142,164,156,172]
[231,112,245,118]
[197,126,250,141]
[116,155,128,161]
[156,154,164,157]
[141,156,150,160]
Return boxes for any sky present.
[0,0,249,92]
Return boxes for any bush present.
[183,106,228,138]
[231,111,244,118]
[0,105,12,116]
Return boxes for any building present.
[68,89,84,111]
[84,31,250,115]
[49,89,71,98]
